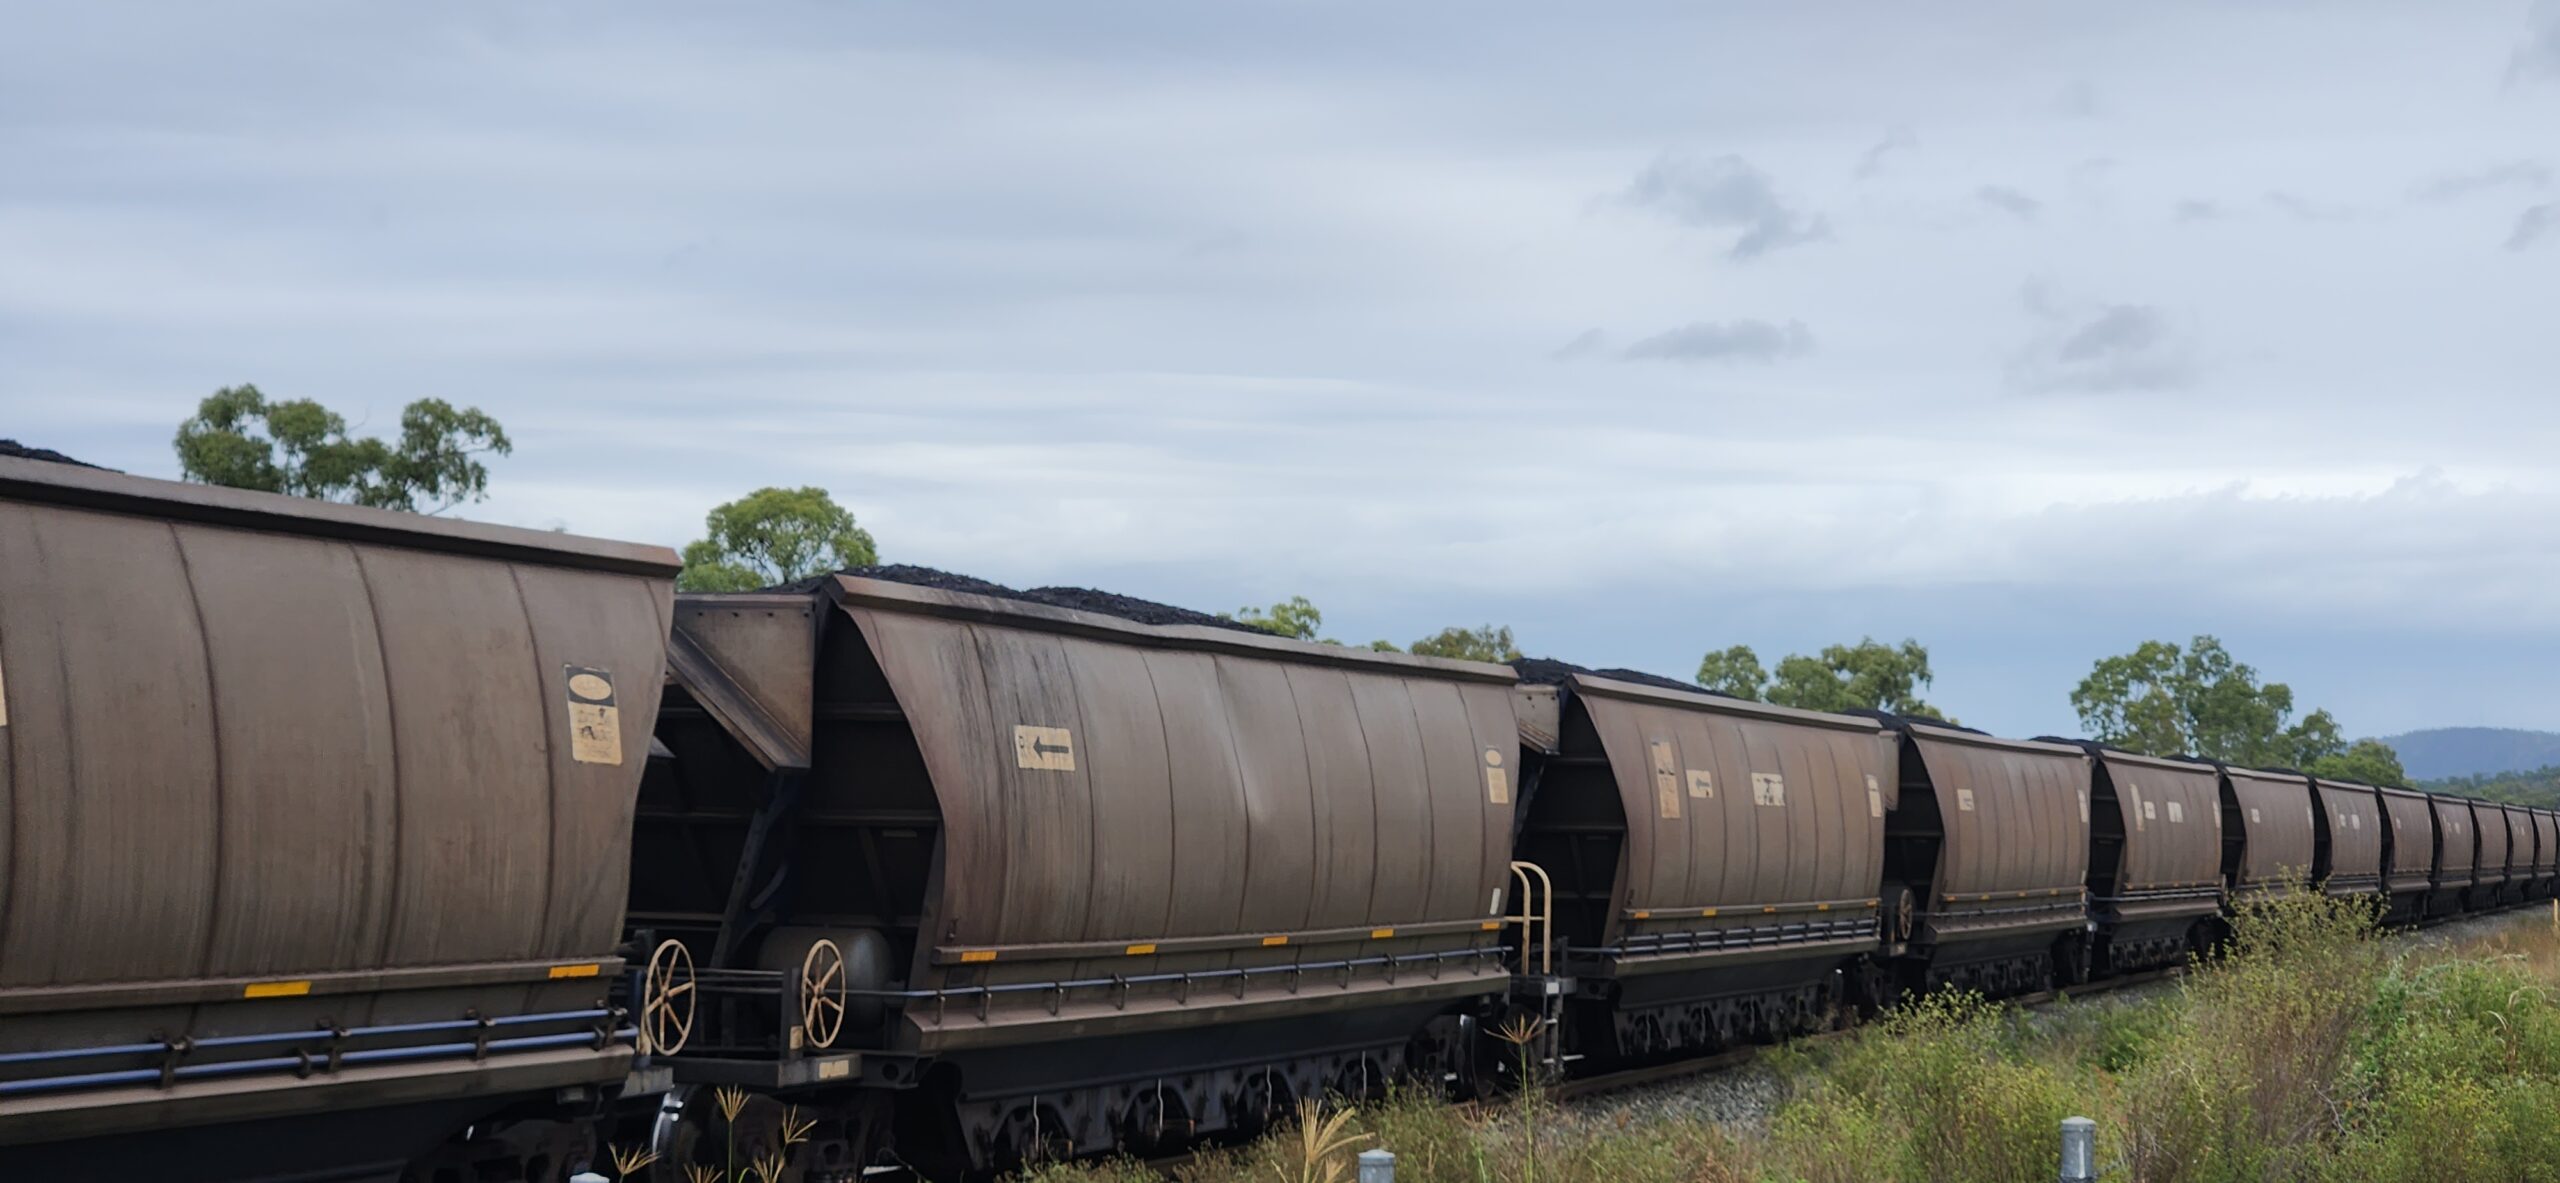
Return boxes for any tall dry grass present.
[1009,894,2560,1183]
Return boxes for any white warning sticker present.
[0,645,9,727]
[2078,789,2089,824]
[1956,787,1976,812]
[1867,774,1884,818]
[1650,741,1681,819]
[2167,800,2185,824]
[1751,772,1786,807]
[1486,766,1511,806]
[564,665,621,766]
[1687,769,1715,799]
[1014,725,1076,771]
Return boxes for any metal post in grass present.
[1359,1147,1396,1183]
[2059,1116,2097,1183]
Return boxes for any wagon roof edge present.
[0,454,679,577]
[823,574,1521,683]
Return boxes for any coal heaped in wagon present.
[0,439,96,467]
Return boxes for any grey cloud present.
[2059,306,2168,364]
[2174,199,2224,222]
[2055,80,2103,119]
[1856,126,1916,179]
[1976,185,2042,221]
[2011,289,2194,394]
[2512,0,2560,83]
[1618,153,1830,260]
[1622,319,1812,363]
[2265,191,2356,222]
[2511,204,2558,251]
[1180,228,1249,257]
[2411,161,2548,203]
[1550,327,1606,360]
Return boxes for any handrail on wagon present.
[1509,861,1555,976]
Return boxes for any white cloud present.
[6,1,2559,736]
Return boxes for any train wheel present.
[990,1103,1073,1170]
[1228,1068,1294,1137]
[1119,1084,1191,1154]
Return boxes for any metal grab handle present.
[1508,861,1554,975]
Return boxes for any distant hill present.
[2380,727,2560,781]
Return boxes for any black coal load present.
[1510,655,1724,697]
[0,439,98,468]
[807,564,1271,636]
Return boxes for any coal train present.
[3,455,2552,1182]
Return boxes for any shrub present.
[1759,992,2082,1183]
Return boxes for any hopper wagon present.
[629,574,1519,1176]
[2468,798,2512,912]
[2,444,2541,1183]
[2427,793,2481,920]
[1505,671,1894,1066]
[2308,776,2385,903]
[2047,743,2223,974]
[2374,784,2438,924]
[0,455,677,1182]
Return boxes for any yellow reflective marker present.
[1369,927,1395,939]
[548,963,601,979]
[960,950,997,963]
[1123,943,1157,956]
[1631,910,1650,920]
[243,980,310,999]
[1260,935,1289,947]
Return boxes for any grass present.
[1002,895,2560,1183]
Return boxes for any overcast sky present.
[7,2,2558,740]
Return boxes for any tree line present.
[168,387,2420,787]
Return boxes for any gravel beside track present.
[1543,906,2560,1135]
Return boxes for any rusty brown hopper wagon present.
[2064,746,2223,973]
[2218,766,2316,900]
[2427,793,2480,919]
[0,456,676,1181]
[1871,719,2091,994]
[2309,777,2385,900]
[2468,798,2512,911]
[2375,785,2438,924]
[1507,673,1893,1064]
[2497,804,2537,906]
[635,574,1519,1174]
[2535,809,2560,900]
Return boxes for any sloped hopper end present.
[817,573,1522,1054]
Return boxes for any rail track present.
[1546,964,2189,1104]
[1109,964,2194,1180]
